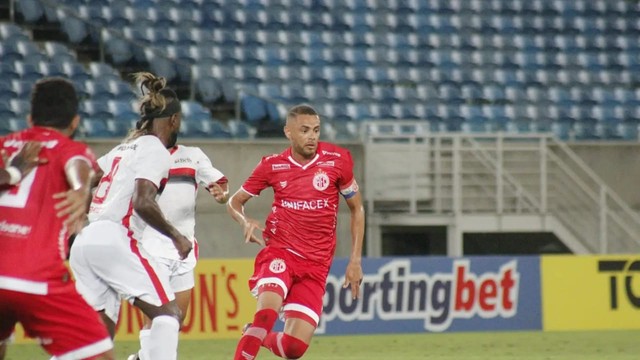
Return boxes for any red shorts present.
[249,246,329,327]
[0,282,112,358]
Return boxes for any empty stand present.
[5,0,640,140]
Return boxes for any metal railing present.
[363,122,640,254]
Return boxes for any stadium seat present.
[81,119,111,138]
[16,0,44,23]
[228,119,253,138]
[8,0,640,141]
[181,101,212,122]
[102,30,133,65]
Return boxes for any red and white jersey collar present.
[285,148,320,170]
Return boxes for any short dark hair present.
[30,77,78,129]
[286,104,318,120]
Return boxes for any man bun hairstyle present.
[124,72,181,142]
[30,77,78,129]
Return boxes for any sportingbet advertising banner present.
[542,255,640,331]
[13,256,540,343]
[318,256,542,334]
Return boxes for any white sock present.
[139,329,151,360]
[148,316,179,360]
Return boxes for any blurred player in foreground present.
[0,78,114,359]
[227,104,365,359]
[70,72,190,360]
[128,141,229,360]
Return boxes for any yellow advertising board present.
[13,259,256,343]
[542,255,640,331]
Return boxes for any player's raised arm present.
[227,188,264,245]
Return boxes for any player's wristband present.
[6,167,21,185]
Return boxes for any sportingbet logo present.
[321,259,519,332]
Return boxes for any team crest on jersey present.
[280,181,287,189]
[312,170,330,191]
[269,258,286,273]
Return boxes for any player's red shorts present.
[249,246,329,327]
[0,281,112,358]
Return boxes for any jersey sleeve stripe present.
[64,155,93,169]
[240,186,259,197]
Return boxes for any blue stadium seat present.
[279,85,307,104]
[257,83,282,100]
[195,76,223,105]
[15,0,640,141]
[109,101,138,123]
[181,101,212,122]
[82,119,111,138]
[105,119,130,137]
[0,23,29,42]
[58,11,88,43]
[228,119,252,138]
[13,62,43,83]
[181,118,229,138]
[84,80,113,102]
[102,30,133,65]
[41,42,75,64]
[88,62,121,81]
[16,0,44,23]
[38,62,66,77]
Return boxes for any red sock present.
[233,309,278,360]
[262,332,309,359]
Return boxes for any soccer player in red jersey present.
[0,78,114,360]
[227,104,365,360]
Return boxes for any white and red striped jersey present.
[88,135,171,240]
[0,127,98,294]
[141,145,227,261]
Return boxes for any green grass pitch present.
[6,330,640,359]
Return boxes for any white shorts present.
[70,220,175,322]
[155,257,195,294]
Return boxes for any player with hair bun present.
[127,96,230,360]
[70,72,189,360]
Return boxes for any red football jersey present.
[0,127,97,295]
[242,142,357,268]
